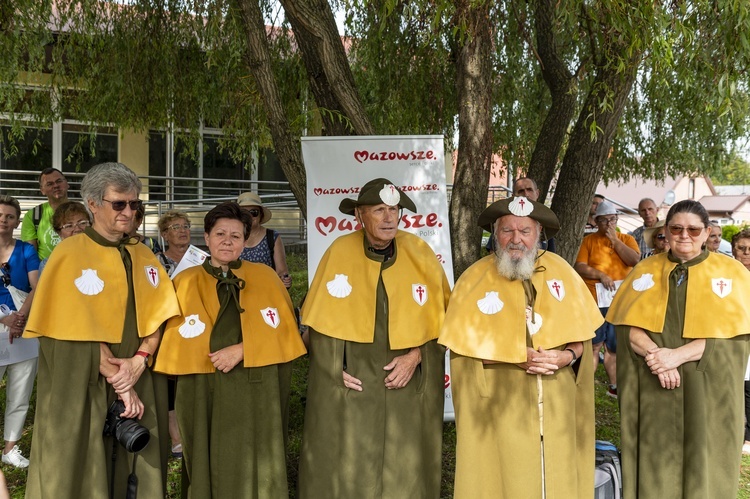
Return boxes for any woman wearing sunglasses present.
[607,199,750,499]
[23,163,180,498]
[0,195,39,469]
[641,219,669,258]
[236,192,292,289]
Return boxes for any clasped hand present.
[107,356,146,394]
[342,348,422,391]
[646,347,683,390]
[1,312,25,342]
[517,347,566,375]
[209,344,244,373]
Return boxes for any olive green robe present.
[26,233,170,499]
[177,263,292,499]
[298,246,445,499]
[616,251,750,499]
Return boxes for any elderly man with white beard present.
[439,196,604,499]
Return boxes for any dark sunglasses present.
[244,209,261,218]
[667,225,704,237]
[0,262,9,287]
[655,234,666,240]
[102,198,143,212]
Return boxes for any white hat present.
[594,200,618,218]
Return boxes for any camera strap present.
[108,439,140,499]
[126,454,139,499]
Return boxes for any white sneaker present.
[743,443,750,455]
[2,445,29,468]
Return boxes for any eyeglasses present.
[0,262,9,287]
[102,198,143,212]
[667,225,704,237]
[168,223,191,231]
[597,216,618,225]
[59,220,90,232]
[243,209,261,218]
[655,234,666,240]
[735,245,750,254]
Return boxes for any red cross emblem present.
[144,266,159,287]
[711,277,732,298]
[260,307,280,329]
[412,283,428,306]
[546,279,565,301]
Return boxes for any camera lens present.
[115,419,150,453]
[104,400,151,453]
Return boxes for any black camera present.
[103,400,150,453]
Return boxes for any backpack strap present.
[265,228,276,270]
[32,203,43,229]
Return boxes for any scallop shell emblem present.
[326,274,352,298]
[526,312,543,336]
[179,314,206,339]
[508,196,534,216]
[632,273,655,292]
[74,269,105,296]
[379,184,401,206]
[477,291,504,315]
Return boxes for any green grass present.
[594,364,621,447]
[1,252,749,497]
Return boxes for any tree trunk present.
[232,0,308,217]
[449,0,493,279]
[526,0,578,203]
[551,58,640,263]
[280,0,375,136]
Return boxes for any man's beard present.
[495,243,537,281]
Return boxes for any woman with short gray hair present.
[23,162,180,498]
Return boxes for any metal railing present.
[0,169,306,248]
[0,169,643,246]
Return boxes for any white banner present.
[301,135,456,420]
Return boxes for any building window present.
[0,126,53,197]
[62,124,118,173]
[202,134,252,199]
[148,131,202,202]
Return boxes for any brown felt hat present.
[339,178,417,215]
[478,196,560,238]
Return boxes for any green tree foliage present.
[711,153,750,186]
[1,0,309,165]
[723,224,744,245]
[344,0,750,261]
[3,0,750,263]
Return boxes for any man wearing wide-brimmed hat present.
[439,196,602,499]
[299,178,450,499]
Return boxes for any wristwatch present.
[134,350,153,368]
[565,348,577,366]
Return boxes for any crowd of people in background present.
[0,164,749,499]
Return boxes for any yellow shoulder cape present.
[154,261,306,375]
[301,230,450,349]
[438,251,602,363]
[24,233,180,342]
[606,252,750,339]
